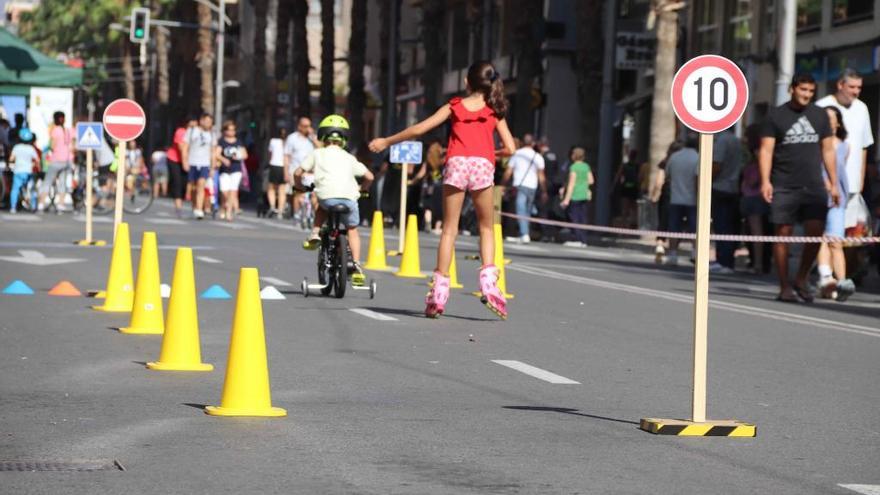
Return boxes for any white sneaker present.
[505,236,521,243]
[193,209,205,219]
[521,235,531,244]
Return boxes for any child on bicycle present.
[8,128,39,213]
[295,115,374,286]
[369,61,516,319]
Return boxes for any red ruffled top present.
[445,97,498,166]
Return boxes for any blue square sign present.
[389,141,423,164]
[76,122,103,150]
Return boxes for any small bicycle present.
[301,195,377,299]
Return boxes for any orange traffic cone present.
[49,281,82,296]
[120,232,164,335]
[92,222,134,312]
[205,268,285,417]
[147,248,212,371]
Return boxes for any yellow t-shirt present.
[298,145,368,201]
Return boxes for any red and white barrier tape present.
[499,212,880,244]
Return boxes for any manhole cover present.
[0,460,124,472]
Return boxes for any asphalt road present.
[1,200,878,494]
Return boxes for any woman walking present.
[559,146,594,247]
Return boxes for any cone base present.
[395,272,426,279]
[75,240,107,246]
[470,290,515,300]
[204,405,286,417]
[119,326,164,335]
[92,303,133,312]
[147,361,213,371]
[88,290,107,299]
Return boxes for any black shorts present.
[770,187,827,225]
[268,166,286,185]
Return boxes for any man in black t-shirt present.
[759,73,840,302]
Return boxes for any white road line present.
[196,256,221,264]
[491,360,580,384]
[236,216,298,231]
[73,216,112,223]
[212,221,255,230]
[260,276,292,287]
[146,218,186,225]
[349,308,398,321]
[508,264,880,339]
[0,214,40,222]
[839,485,880,495]
[505,243,547,253]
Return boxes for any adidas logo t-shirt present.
[761,103,831,192]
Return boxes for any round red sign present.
[102,98,146,142]
[671,55,748,134]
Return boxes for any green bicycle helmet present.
[317,114,350,145]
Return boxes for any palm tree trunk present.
[122,42,135,101]
[511,0,544,136]
[346,0,367,149]
[292,0,311,118]
[421,0,445,119]
[319,0,335,114]
[575,0,603,165]
[196,3,214,115]
[156,25,170,105]
[648,2,679,174]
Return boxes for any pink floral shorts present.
[443,156,495,191]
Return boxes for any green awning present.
[0,26,82,89]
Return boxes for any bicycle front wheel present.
[122,175,154,214]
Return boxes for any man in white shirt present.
[816,68,874,196]
[285,116,320,220]
[501,134,547,243]
[180,113,216,219]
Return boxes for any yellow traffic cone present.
[120,232,164,334]
[92,222,134,312]
[147,248,213,371]
[494,223,514,299]
[363,211,389,271]
[205,267,286,417]
[449,248,464,289]
[395,215,426,278]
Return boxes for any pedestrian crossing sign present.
[389,141,423,164]
[76,122,104,150]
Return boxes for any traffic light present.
[130,7,150,44]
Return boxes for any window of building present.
[695,0,720,54]
[832,0,874,25]
[724,0,753,58]
[797,0,822,32]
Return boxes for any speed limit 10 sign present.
[671,55,748,134]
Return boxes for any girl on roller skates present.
[369,61,516,319]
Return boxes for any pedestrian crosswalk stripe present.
[349,308,397,321]
[839,485,880,495]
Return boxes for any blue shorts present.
[319,198,360,228]
[188,165,210,182]
[824,202,846,238]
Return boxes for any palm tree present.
[575,0,604,165]
[647,1,683,174]
[292,0,311,118]
[196,2,214,114]
[319,0,335,114]
[511,0,544,136]
[346,0,367,149]
[421,0,445,119]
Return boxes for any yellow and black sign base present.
[640,418,756,437]
[75,240,107,246]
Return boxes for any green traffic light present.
[135,28,144,38]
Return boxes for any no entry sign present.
[102,99,146,142]
[671,55,748,134]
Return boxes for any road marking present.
[196,256,221,264]
[492,360,580,384]
[146,218,186,225]
[0,241,214,250]
[260,276,292,287]
[509,264,880,338]
[212,221,255,230]
[349,308,398,321]
[0,250,84,266]
[505,243,546,253]
[236,216,297,231]
[73,216,112,223]
[840,485,880,495]
[523,262,605,272]
[0,214,40,222]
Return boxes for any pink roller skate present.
[425,271,450,318]
[479,265,507,320]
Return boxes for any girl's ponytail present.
[466,61,509,118]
